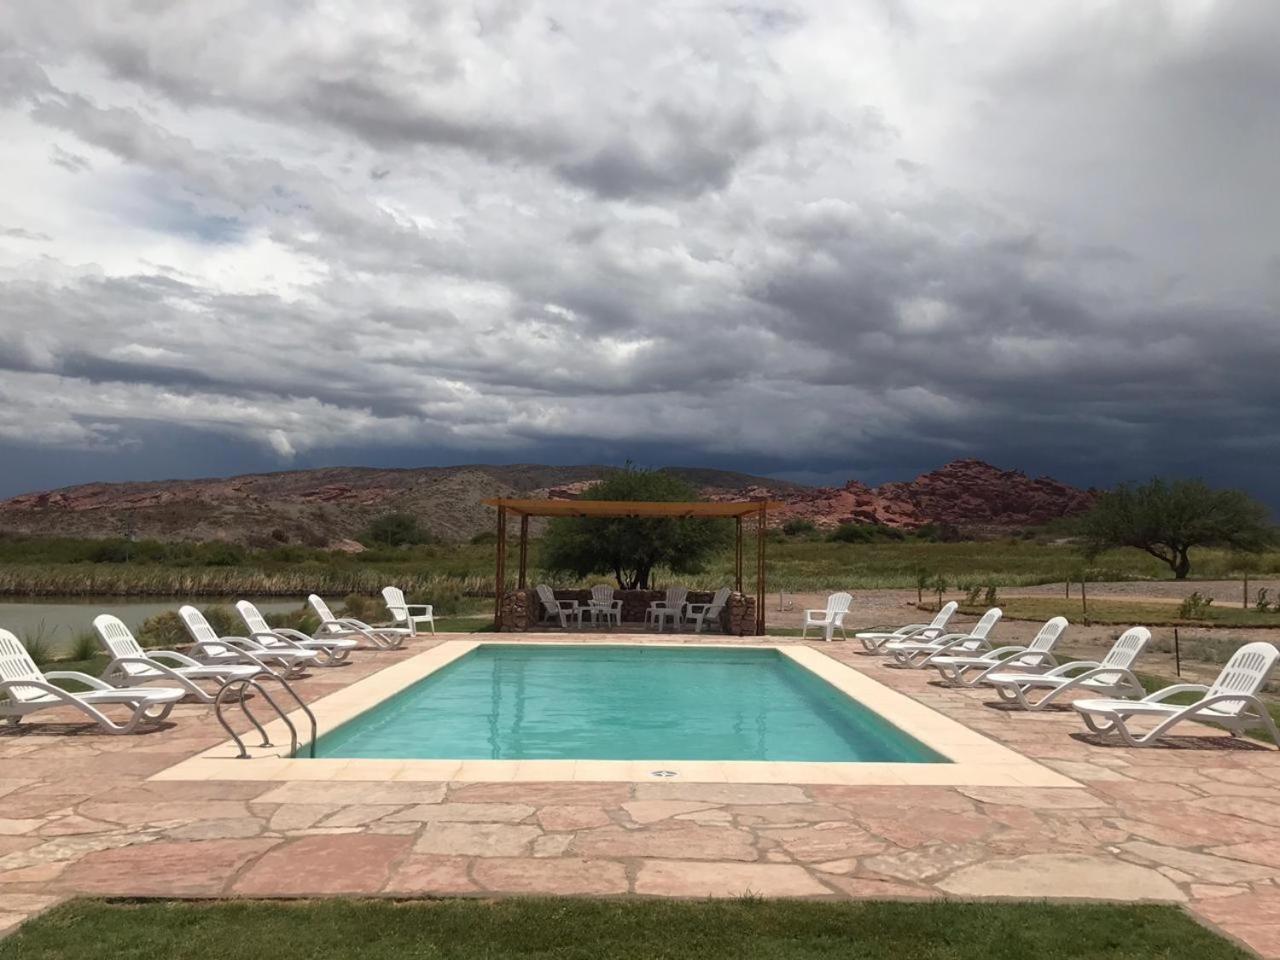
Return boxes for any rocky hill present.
[0,460,1095,547]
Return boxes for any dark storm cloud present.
[0,1,1277,505]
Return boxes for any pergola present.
[481,498,783,634]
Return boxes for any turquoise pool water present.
[313,645,947,763]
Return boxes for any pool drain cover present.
[650,770,678,778]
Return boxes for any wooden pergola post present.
[493,504,507,629]
[756,502,767,635]
[734,516,743,592]
[518,515,530,589]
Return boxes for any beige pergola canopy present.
[482,498,782,634]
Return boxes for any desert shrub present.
[363,513,429,548]
[983,584,999,605]
[782,519,817,537]
[19,626,54,667]
[1178,592,1214,619]
[829,524,905,543]
[201,543,245,566]
[69,631,99,662]
[963,584,982,605]
[201,605,240,636]
[340,594,378,622]
[929,574,949,608]
[264,606,320,634]
[470,531,497,545]
[138,611,188,648]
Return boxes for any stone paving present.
[2,632,1280,957]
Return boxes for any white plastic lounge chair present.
[1,629,183,734]
[856,601,958,652]
[685,587,731,633]
[94,614,262,703]
[1074,641,1280,747]
[988,627,1150,711]
[236,601,359,665]
[931,616,1067,687]
[802,592,853,642]
[308,595,407,649]
[179,605,316,676]
[885,607,1002,667]
[382,586,435,636]
[536,585,584,629]
[588,585,622,628]
[646,587,689,630]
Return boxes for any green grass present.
[2,534,1279,597]
[956,598,1280,628]
[0,899,1250,960]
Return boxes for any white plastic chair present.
[931,616,1067,687]
[856,601,958,652]
[536,585,583,630]
[94,614,262,702]
[1,629,183,734]
[885,607,1002,667]
[646,587,689,631]
[588,585,622,628]
[1074,641,1280,747]
[179,605,316,676]
[988,627,1150,711]
[237,601,358,665]
[382,586,435,636]
[802,592,853,642]
[685,587,731,633]
[308,595,407,649]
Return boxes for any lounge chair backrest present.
[1206,642,1280,715]
[536,584,558,611]
[827,592,853,617]
[0,629,47,702]
[970,607,1002,639]
[930,601,958,630]
[708,587,731,612]
[178,605,219,645]
[92,614,150,678]
[308,594,336,622]
[591,585,615,605]
[236,601,270,635]
[1029,617,1068,652]
[1093,627,1150,683]
[666,586,688,608]
[382,586,410,624]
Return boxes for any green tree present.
[364,513,426,547]
[1080,479,1274,580]
[540,467,732,589]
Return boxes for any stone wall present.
[721,592,757,636]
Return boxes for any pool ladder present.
[213,670,317,759]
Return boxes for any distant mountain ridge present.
[0,460,1096,547]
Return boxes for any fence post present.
[1174,627,1181,677]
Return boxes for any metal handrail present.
[213,672,317,759]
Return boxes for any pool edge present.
[151,638,1082,788]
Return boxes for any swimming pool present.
[312,644,946,763]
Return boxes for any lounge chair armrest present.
[403,604,433,614]
[1045,660,1102,677]
[1145,683,1210,702]
[983,645,1028,659]
[43,671,113,690]
[146,650,202,667]
[251,630,304,650]
[268,627,315,644]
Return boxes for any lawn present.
[3,533,1278,597]
[0,899,1250,960]
[955,598,1280,628]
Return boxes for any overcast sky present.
[1,1,1277,503]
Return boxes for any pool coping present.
[151,640,1079,787]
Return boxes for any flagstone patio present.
[2,633,1279,957]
